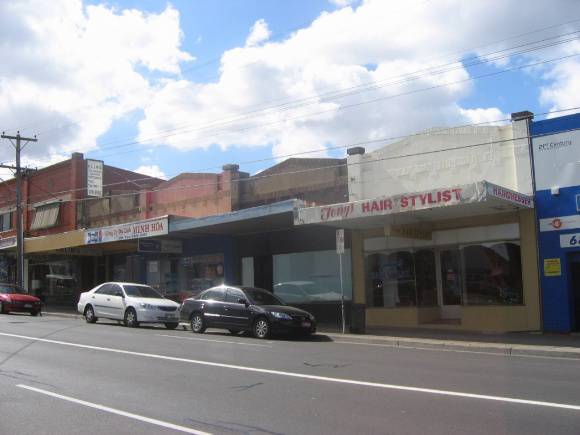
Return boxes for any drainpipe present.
[511,110,543,332]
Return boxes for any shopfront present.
[296,181,540,332]
[531,113,580,332]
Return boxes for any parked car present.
[77,282,181,329]
[180,285,316,339]
[0,284,42,316]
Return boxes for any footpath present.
[41,307,580,359]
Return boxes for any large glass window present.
[273,250,352,304]
[365,241,523,308]
[462,242,523,305]
[366,251,417,307]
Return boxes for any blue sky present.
[3,0,580,180]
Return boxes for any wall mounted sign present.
[138,239,183,254]
[86,159,104,197]
[543,258,562,277]
[559,233,580,248]
[85,217,168,245]
[539,215,580,232]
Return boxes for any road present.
[0,314,579,435]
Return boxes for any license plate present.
[24,304,32,308]
[301,321,311,328]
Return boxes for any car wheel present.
[84,305,97,323]
[253,317,270,339]
[165,322,179,330]
[228,329,241,335]
[190,313,206,333]
[30,310,39,317]
[124,308,139,327]
[0,301,5,314]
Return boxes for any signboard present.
[295,181,533,226]
[532,130,580,191]
[385,225,432,240]
[86,159,104,197]
[336,229,345,254]
[560,233,580,248]
[539,215,580,232]
[544,258,562,277]
[138,239,183,254]
[85,217,168,245]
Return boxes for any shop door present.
[569,253,580,332]
[438,249,462,319]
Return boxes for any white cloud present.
[134,165,166,180]
[329,0,358,7]
[0,0,192,167]
[245,19,271,47]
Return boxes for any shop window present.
[462,242,523,305]
[366,251,416,307]
[0,212,12,232]
[272,250,352,305]
[178,254,225,297]
[30,202,60,230]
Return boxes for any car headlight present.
[271,311,292,320]
[308,313,315,321]
[139,303,155,309]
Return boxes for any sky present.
[1,0,580,181]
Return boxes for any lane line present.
[156,334,272,348]
[3,332,580,412]
[332,340,580,361]
[16,384,212,435]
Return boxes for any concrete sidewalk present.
[41,308,580,359]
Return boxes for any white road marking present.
[3,332,580,412]
[156,334,272,348]
[16,384,212,435]
[332,340,580,361]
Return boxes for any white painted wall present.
[348,120,533,201]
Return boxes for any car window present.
[200,288,224,301]
[225,288,245,303]
[123,285,163,298]
[0,285,20,294]
[109,284,124,297]
[95,284,111,295]
[242,287,286,306]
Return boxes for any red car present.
[0,284,42,316]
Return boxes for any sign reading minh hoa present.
[85,217,169,245]
[295,181,533,225]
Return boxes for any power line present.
[85,29,580,156]
[89,50,580,162]
[10,103,580,206]
[19,124,580,209]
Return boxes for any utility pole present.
[1,131,37,290]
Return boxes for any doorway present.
[569,253,580,331]
[437,248,462,320]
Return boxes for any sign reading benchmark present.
[85,217,168,245]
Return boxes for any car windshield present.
[0,285,20,294]
[243,287,286,306]
[123,285,163,299]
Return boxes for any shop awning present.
[25,229,85,253]
[294,181,533,229]
[170,199,304,236]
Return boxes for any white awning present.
[30,203,60,231]
[295,181,533,229]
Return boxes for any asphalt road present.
[1,314,579,435]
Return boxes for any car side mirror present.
[238,298,249,306]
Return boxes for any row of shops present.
[1,111,579,332]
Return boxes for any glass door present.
[438,248,462,319]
